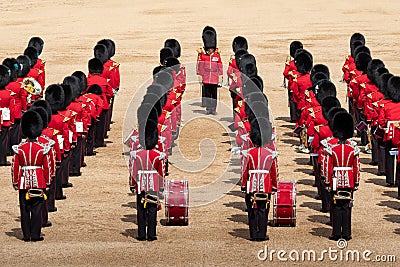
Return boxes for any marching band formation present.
[3,29,399,243]
[3,37,120,242]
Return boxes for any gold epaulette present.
[310,111,316,118]
[308,107,314,112]
[367,93,373,99]
[53,129,59,135]
[314,125,320,132]
[82,104,86,108]
[343,64,349,70]
[71,111,77,116]
[346,55,350,60]
[351,79,357,84]
[234,107,240,113]
[350,70,356,75]
[305,90,310,97]
[237,100,243,108]
[38,70,43,75]
[372,101,379,108]
[360,83,366,89]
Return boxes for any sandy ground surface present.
[0,0,399,266]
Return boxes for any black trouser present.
[385,141,395,185]
[86,120,95,155]
[203,84,217,111]
[0,127,9,165]
[201,85,206,106]
[95,110,107,147]
[312,156,319,192]
[331,194,352,238]
[230,90,236,120]
[348,97,354,118]
[137,193,157,239]
[19,190,43,240]
[371,130,379,164]
[70,136,83,175]
[108,96,115,130]
[246,193,270,240]
[47,178,56,211]
[41,194,49,226]
[8,119,21,153]
[288,90,298,122]
[61,152,71,186]
[378,138,386,175]
[55,162,64,199]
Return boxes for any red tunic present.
[6,81,27,119]
[197,48,223,85]
[378,100,400,141]
[129,149,164,190]
[289,73,312,110]
[0,88,16,128]
[12,140,51,189]
[87,74,112,110]
[48,113,71,153]
[324,142,360,190]
[242,146,278,193]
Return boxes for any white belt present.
[138,170,158,175]
[333,167,352,171]
[22,166,41,170]
[249,170,269,174]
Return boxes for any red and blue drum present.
[273,181,296,226]
[165,180,189,225]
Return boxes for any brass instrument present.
[333,190,353,205]
[22,77,42,96]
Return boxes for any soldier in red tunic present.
[45,84,69,200]
[283,41,303,122]
[28,37,46,87]
[0,65,14,166]
[130,110,164,241]
[242,116,278,241]
[3,58,25,153]
[87,58,112,148]
[197,26,223,115]
[24,47,45,99]
[323,111,360,241]
[12,110,51,242]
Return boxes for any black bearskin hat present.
[367,59,385,85]
[311,72,329,87]
[146,84,168,107]
[316,80,337,103]
[235,49,249,67]
[16,55,31,78]
[332,111,354,140]
[61,84,73,109]
[139,119,159,150]
[239,53,257,79]
[21,110,43,139]
[164,57,180,73]
[202,29,217,50]
[354,45,370,58]
[350,40,363,58]
[87,84,102,95]
[28,37,44,55]
[32,100,52,124]
[250,117,272,147]
[232,36,248,53]
[137,103,159,125]
[153,70,174,91]
[153,65,165,76]
[88,58,104,74]
[321,96,341,120]
[327,107,347,131]
[45,84,65,114]
[355,52,372,73]
[164,39,181,58]
[94,44,109,64]
[29,106,49,128]
[160,47,173,65]
[387,76,400,103]
[350,33,365,47]
[311,64,330,81]
[289,41,303,58]
[378,72,393,97]
[246,101,269,123]
[0,65,11,89]
[2,58,19,82]
[24,46,38,67]
[242,75,263,97]
[63,76,81,100]
[294,50,313,74]
[72,71,88,94]
[97,39,114,59]
[142,93,162,117]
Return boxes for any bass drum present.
[272,181,296,227]
[164,180,189,225]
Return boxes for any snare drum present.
[164,180,189,225]
[273,181,296,226]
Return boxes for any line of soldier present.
[282,41,361,241]
[220,32,280,241]
[9,38,120,242]
[127,39,186,241]
[341,33,400,200]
